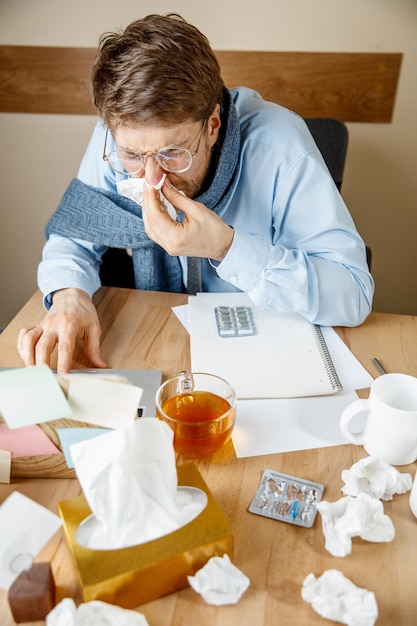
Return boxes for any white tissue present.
[341,456,412,501]
[302,570,378,626]
[117,174,178,220]
[71,418,207,549]
[46,597,149,626]
[187,554,250,605]
[316,493,395,557]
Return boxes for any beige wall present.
[1,0,416,328]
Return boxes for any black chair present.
[304,117,371,269]
[304,117,348,192]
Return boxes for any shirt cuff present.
[215,229,279,291]
[43,287,92,311]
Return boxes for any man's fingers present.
[54,332,77,374]
[17,326,44,366]
[83,326,108,369]
[16,289,105,372]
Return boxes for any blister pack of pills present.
[248,469,324,528]
[214,306,256,338]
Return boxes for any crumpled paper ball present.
[316,492,395,557]
[46,598,149,625]
[187,554,250,605]
[302,569,378,626]
[341,456,412,501]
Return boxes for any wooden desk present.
[1,288,417,626]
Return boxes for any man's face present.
[113,105,221,198]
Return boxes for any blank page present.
[188,293,342,399]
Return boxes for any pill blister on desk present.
[214,306,256,338]
[248,469,324,528]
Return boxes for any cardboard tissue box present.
[58,462,233,608]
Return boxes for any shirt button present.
[230,275,238,283]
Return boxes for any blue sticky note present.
[57,427,110,468]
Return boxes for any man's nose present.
[143,156,164,186]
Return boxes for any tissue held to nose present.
[117,174,178,220]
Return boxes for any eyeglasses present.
[102,122,206,176]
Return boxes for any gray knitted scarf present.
[45,87,240,293]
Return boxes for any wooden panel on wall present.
[216,51,403,123]
[0,45,402,122]
[0,45,96,115]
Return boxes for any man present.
[18,13,374,373]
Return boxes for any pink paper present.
[0,423,60,458]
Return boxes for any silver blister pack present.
[248,469,324,528]
[214,306,256,338]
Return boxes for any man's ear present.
[207,104,221,147]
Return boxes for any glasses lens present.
[106,146,193,175]
[157,148,192,173]
[108,150,144,175]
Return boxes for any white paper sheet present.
[232,390,359,457]
[0,492,62,589]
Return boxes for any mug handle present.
[340,398,370,444]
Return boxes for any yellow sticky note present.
[0,449,11,483]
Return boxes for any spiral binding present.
[312,324,343,392]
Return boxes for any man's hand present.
[142,179,234,261]
[17,288,107,373]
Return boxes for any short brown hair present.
[91,13,224,130]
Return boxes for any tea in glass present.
[155,372,236,457]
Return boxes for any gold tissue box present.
[58,463,233,608]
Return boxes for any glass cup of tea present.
[155,372,237,457]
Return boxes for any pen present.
[372,357,387,375]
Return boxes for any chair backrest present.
[304,118,348,191]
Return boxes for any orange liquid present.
[158,391,235,457]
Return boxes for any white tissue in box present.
[71,418,207,549]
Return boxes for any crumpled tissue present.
[188,554,250,605]
[316,492,395,557]
[71,418,207,550]
[46,597,149,626]
[117,174,178,220]
[302,569,378,626]
[341,456,412,501]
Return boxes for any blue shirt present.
[39,87,374,327]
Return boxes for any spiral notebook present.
[188,294,342,399]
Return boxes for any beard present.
[167,138,212,199]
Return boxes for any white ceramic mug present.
[340,373,417,466]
